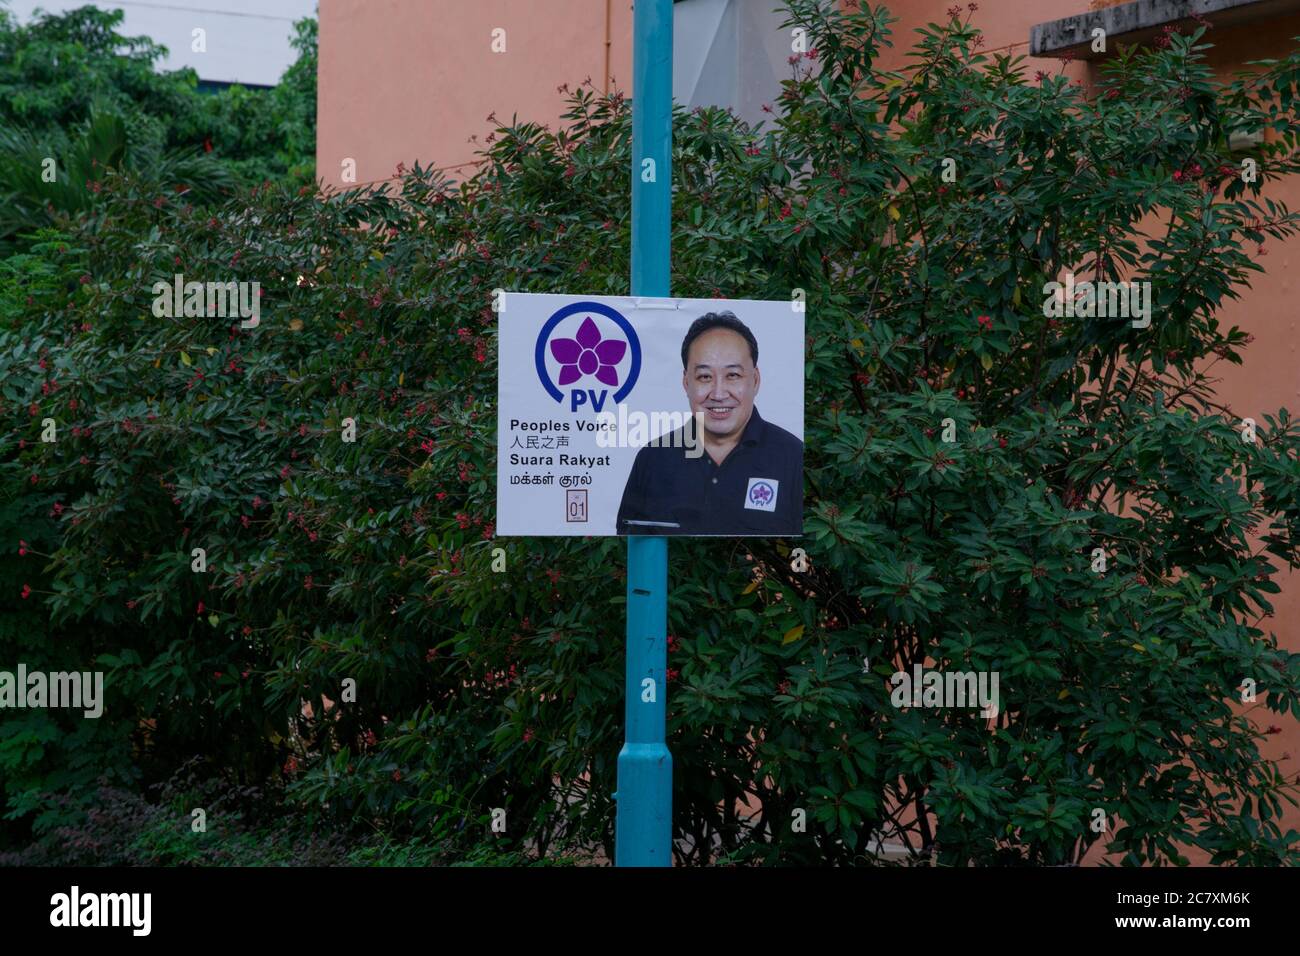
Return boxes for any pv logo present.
[535,302,641,412]
[745,478,779,512]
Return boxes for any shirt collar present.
[738,406,766,447]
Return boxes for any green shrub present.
[0,6,316,254]
[4,1,1300,865]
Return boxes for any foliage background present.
[0,4,316,253]
[2,1,1300,865]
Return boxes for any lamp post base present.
[615,742,673,866]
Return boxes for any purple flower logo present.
[749,482,774,505]
[550,316,626,387]
[534,301,640,408]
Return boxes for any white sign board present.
[496,294,804,536]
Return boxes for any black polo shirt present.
[616,406,803,536]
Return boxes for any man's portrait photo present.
[616,311,803,536]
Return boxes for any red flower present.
[17,540,27,556]
[20,584,31,599]
[976,314,993,331]
[242,625,252,636]
[196,601,205,614]
[213,671,223,679]
[304,575,314,590]
[203,137,213,153]
[666,668,680,682]
[523,728,535,742]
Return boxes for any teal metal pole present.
[615,0,672,867]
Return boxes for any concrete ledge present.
[1030,0,1300,59]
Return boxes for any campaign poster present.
[496,294,804,536]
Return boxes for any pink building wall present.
[317,0,634,190]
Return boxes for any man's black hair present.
[680,311,759,370]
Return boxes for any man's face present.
[683,327,760,442]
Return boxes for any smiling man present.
[616,311,803,535]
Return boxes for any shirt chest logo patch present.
[745,478,779,512]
